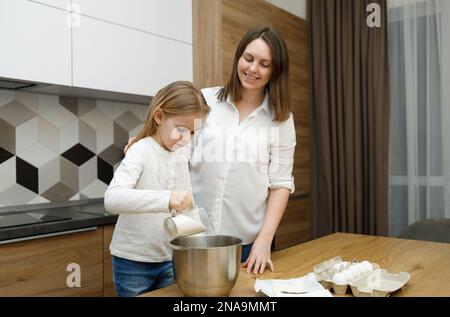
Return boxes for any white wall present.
[266,0,307,19]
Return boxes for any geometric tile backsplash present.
[0,88,147,207]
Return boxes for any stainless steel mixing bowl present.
[169,235,242,297]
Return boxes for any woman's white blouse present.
[190,87,296,244]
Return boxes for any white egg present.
[341,270,350,279]
[347,266,358,275]
[332,272,347,285]
[360,266,369,275]
[355,264,365,273]
[345,271,355,282]
[361,261,373,271]
[353,271,363,281]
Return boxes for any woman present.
[191,26,295,275]
[126,26,295,275]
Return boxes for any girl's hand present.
[124,137,137,154]
[169,191,194,212]
[243,237,275,275]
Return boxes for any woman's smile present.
[243,72,261,82]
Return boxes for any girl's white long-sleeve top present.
[104,136,191,262]
[190,87,296,244]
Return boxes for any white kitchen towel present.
[254,272,333,297]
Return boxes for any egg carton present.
[313,256,380,295]
[349,269,410,297]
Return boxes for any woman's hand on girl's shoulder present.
[124,137,137,154]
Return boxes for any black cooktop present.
[0,213,71,229]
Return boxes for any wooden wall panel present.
[274,197,312,250]
[193,0,222,88]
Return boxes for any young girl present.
[104,81,210,297]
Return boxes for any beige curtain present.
[308,0,390,237]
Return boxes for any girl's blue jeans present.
[112,255,175,297]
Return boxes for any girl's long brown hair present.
[128,81,210,149]
[217,26,290,122]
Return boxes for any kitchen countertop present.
[0,198,117,242]
[0,193,309,243]
[141,232,450,297]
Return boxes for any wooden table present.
[141,232,450,297]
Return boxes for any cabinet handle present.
[0,227,98,245]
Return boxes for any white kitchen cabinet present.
[0,0,193,98]
[72,14,193,96]
[0,0,71,86]
[74,0,192,44]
